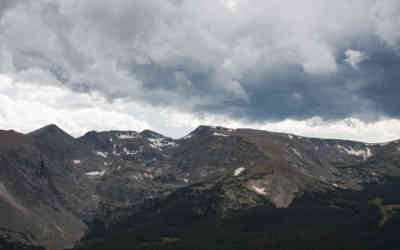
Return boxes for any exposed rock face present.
[0,129,88,250]
[0,124,398,249]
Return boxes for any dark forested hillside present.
[72,177,400,250]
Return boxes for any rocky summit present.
[0,125,400,250]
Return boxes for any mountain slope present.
[72,177,400,250]
[0,124,400,250]
[0,126,91,250]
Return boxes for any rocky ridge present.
[0,124,399,249]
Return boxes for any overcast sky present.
[1,0,400,142]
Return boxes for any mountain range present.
[0,124,400,250]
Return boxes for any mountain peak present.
[0,129,21,136]
[28,124,72,138]
[191,125,217,133]
[188,125,235,135]
[140,129,165,139]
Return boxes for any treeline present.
[72,178,400,250]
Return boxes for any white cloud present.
[372,0,400,50]
[221,0,238,12]
[0,74,149,137]
[152,108,400,143]
[1,73,400,143]
[1,1,400,141]
[344,49,368,69]
[257,117,400,143]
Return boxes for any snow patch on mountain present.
[148,138,178,150]
[131,172,154,181]
[95,151,108,158]
[336,145,372,160]
[86,170,106,177]
[118,133,138,139]
[234,167,245,176]
[213,132,229,137]
[123,147,139,155]
[251,185,266,195]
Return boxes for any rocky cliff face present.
[0,124,399,250]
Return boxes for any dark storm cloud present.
[1,0,400,123]
[0,0,20,16]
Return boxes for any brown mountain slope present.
[0,124,399,250]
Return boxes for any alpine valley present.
[1,124,400,250]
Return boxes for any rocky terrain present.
[0,124,400,250]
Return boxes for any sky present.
[1,0,400,142]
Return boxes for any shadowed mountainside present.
[0,124,400,249]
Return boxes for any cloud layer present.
[1,0,400,140]
[2,73,400,143]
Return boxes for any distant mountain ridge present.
[0,124,400,250]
